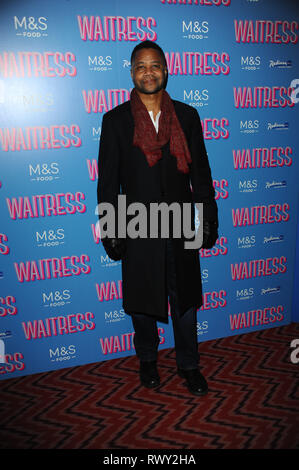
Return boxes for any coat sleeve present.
[188,107,218,224]
[97,112,121,237]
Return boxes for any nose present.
[144,68,153,78]
[143,65,158,75]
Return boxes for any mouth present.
[143,78,157,85]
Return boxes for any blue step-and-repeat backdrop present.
[0,0,298,379]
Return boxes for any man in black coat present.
[97,41,218,396]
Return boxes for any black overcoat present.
[97,99,218,321]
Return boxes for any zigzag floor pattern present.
[0,323,298,449]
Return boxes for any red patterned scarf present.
[130,88,191,174]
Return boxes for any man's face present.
[131,48,168,95]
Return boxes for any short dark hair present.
[130,40,167,67]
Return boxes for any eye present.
[152,64,161,71]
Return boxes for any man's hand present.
[201,220,218,249]
[102,238,126,261]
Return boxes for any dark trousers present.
[130,240,199,370]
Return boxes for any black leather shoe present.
[140,361,160,389]
[177,368,208,396]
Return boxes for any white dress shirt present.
[148,110,161,133]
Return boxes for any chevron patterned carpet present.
[0,323,298,450]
